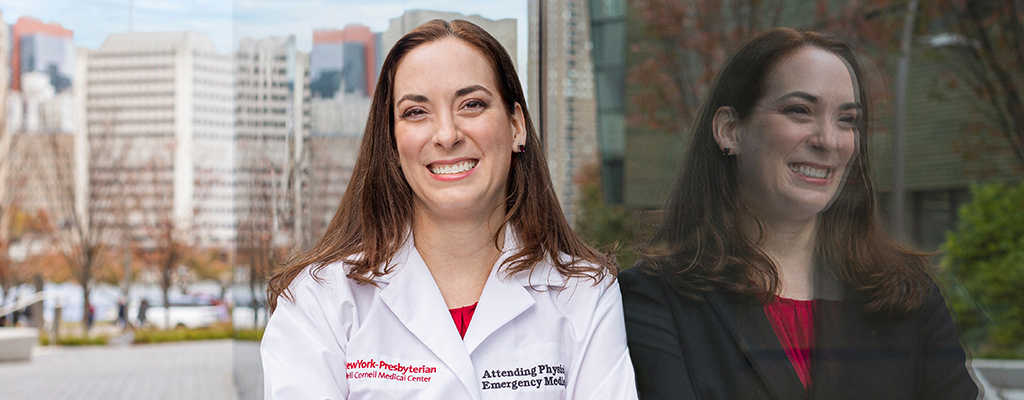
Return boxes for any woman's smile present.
[787,162,832,185]
[427,159,479,180]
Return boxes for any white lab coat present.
[261,230,638,400]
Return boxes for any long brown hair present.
[643,28,931,315]
[268,19,613,312]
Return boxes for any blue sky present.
[0,0,528,57]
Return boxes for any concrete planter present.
[0,327,38,362]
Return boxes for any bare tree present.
[0,127,14,305]
[237,150,286,328]
[128,145,199,330]
[927,0,1024,172]
[44,112,132,331]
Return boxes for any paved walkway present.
[0,340,239,400]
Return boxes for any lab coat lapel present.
[462,258,536,355]
[707,291,806,400]
[378,242,481,400]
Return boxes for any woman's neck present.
[742,212,818,300]
[411,205,506,309]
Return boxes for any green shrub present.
[39,334,109,346]
[233,328,265,342]
[942,182,1024,356]
[133,323,233,344]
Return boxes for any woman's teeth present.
[430,160,477,175]
[789,164,829,179]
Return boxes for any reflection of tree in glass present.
[942,182,1024,359]
[926,0,1024,173]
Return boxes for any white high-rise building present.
[234,35,311,249]
[1,10,11,226]
[382,10,517,64]
[86,31,235,247]
[2,73,76,231]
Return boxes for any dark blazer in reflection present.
[619,264,979,400]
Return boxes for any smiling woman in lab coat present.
[261,19,637,400]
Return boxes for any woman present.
[620,28,978,399]
[262,19,636,399]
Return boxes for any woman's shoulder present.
[521,252,617,293]
[618,260,717,309]
[517,254,619,307]
[279,259,371,307]
[618,261,673,293]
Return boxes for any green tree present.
[942,182,1024,357]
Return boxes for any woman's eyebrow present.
[776,91,862,111]
[396,93,428,107]
[455,84,491,98]
[776,91,818,103]
[839,102,862,111]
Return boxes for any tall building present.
[10,16,75,93]
[1,11,11,242]
[529,0,599,224]
[1,14,78,242]
[303,133,362,247]
[306,91,369,244]
[588,0,627,205]
[86,31,235,247]
[0,11,8,133]
[306,24,380,246]
[382,10,517,66]
[2,130,75,230]
[310,25,378,99]
[234,35,311,249]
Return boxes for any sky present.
[0,0,529,69]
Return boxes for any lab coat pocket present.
[477,341,567,399]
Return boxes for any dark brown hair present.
[268,19,613,312]
[642,28,931,315]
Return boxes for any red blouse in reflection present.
[449,302,478,339]
[764,297,816,391]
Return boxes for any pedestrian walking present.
[117,297,128,329]
[137,299,150,328]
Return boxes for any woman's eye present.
[784,105,811,115]
[463,99,487,111]
[839,114,859,127]
[401,108,426,119]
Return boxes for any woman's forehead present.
[393,38,500,97]
[762,47,856,103]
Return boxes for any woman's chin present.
[415,197,503,221]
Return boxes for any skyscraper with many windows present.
[529,0,598,225]
[234,35,312,249]
[86,31,236,247]
[309,25,378,99]
[11,16,75,93]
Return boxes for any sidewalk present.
[0,339,239,400]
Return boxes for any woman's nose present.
[434,112,463,149]
[809,120,841,152]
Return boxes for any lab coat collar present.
[378,236,481,400]
[376,225,541,400]
[463,228,536,355]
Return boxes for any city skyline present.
[0,0,528,68]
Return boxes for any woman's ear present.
[712,106,741,155]
[511,103,527,151]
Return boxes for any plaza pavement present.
[1,337,1021,400]
[0,339,241,400]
